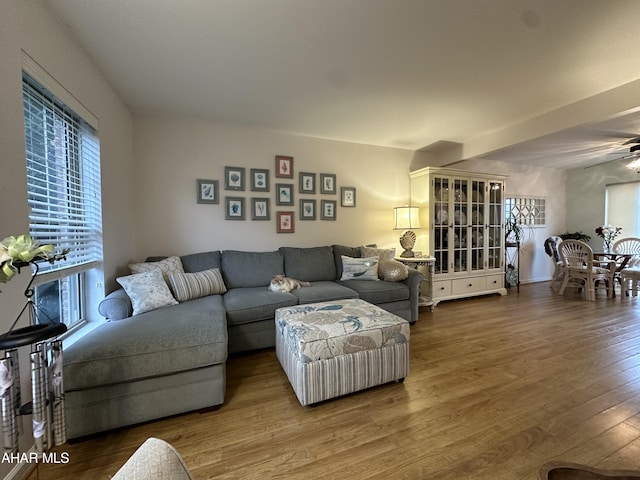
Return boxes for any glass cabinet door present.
[487,181,503,270]
[470,179,485,271]
[433,176,449,274]
[452,178,468,272]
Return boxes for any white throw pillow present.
[129,256,184,282]
[117,269,178,316]
[168,268,227,302]
[340,255,380,281]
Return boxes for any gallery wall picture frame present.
[225,167,245,191]
[321,199,337,220]
[299,172,316,194]
[275,155,294,178]
[225,197,245,220]
[300,199,316,220]
[250,168,270,192]
[196,179,219,204]
[276,183,294,206]
[341,187,356,207]
[320,173,337,194]
[277,211,295,233]
[251,198,271,220]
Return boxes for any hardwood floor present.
[27,282,640,479]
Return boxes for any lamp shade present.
[393,206,421,230]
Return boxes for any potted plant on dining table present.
[595,224,622,253]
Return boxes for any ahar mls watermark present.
[1,451,70,464]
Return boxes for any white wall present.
[411,158,566,283]
[565,156,637,248]
[132,116,414,261]
[0,2,134,474]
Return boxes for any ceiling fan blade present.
[584,151,640,169]
[622,135,640,144]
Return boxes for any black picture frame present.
[300,199,316,220]
[320,173,336,194]
[225,197,245,220]
[196,179,219,204]
[225,167,245,191]
[321,199,337,220]
[276,183,294,206]
[299,172,316,194]
[341,187,356,207]
[250,168,270,192]
[251,198,271,220]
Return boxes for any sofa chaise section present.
[64,294,227,439]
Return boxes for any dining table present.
[592,251,637,297]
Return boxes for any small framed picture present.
[320,173,336,194]
[300,199,316,220]
[299,172,316,194]
[225,167,245,191]
[321,200,337,220]
[276,183,294,206]
[251,198,270,220]
[341,187,356,207]
[250,169,270,192]
[196,179,219,204]
[225,197,245,220]
[277,211,295,233]
[275,155,294,178]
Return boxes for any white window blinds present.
[605,182,640,237]
[23,72,103,281]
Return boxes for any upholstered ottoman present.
[275,298,409,406]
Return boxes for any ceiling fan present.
[585,134,640,170]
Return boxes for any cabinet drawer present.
[433,280,451,298]
[485,274,504,290]
[452,277,486,295]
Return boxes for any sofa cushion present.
[181,251,222,273]
[223,287,298,326]
[64,295,228,390]
[116,269,178,315]
[338,279,410,304]
[290,281,359,304]
[168,268,227,302]
[280,246,336,281]
[221,250,284,288]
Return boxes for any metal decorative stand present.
[0,262,67,454]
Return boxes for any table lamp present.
[394,206,421,257]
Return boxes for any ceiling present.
[44,0,640,169]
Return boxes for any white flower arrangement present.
[0,234,68,289]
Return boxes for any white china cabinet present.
[409,167,507,306]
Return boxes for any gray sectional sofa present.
[63,245,423,439]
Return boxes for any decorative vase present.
[603,239,612,253]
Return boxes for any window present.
[605,181,640,237]
[22,71,102,328]
[506,197,546,226]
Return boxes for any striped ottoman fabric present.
[275,298,409,406]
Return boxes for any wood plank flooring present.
[26,282,640,479]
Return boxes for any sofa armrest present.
[98,288,133,320]
[402,268,424,322]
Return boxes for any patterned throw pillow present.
[168,268,227,302]
[129,256,185,282]
[340,255,380,281]
[360,246,395,262]
[116,269,178,316]
[378,259,409,282]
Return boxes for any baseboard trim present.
[3,446,37,480]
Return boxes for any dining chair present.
[613,237,640,267]
[558,240,616,301]
[543,236,564,291]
